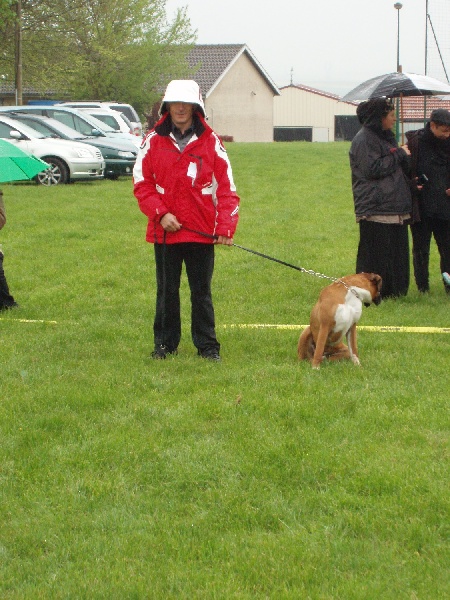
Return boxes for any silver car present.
[0,115,105,185]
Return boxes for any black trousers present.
[410,216,450,293]
[153,242,219,353]
[356,220,410,299]
[0,252,16,309]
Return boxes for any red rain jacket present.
[133,112,239,244]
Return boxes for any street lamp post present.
[394,3,403,142]
[394,2,403,72]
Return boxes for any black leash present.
[181,226,341,284]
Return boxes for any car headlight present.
[75,148,96,158]
[118,151,135,158]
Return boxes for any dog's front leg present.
[346,324,360,366]
[312,326,330,369]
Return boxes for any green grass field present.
[1,142,449,599]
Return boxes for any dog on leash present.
[298,273,382,369]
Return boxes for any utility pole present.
[15,0,23,105]
[424,0,429,125]
[394,3,403,142]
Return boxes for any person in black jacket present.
[0,190,18,311]
[406,108,450,294]
[349,98,412,298]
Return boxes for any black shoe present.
[151,345,178,359]
[198,349,221,362]
[0,301,18,311]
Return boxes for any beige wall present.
[205,53,275,143]
[274,86,357,141]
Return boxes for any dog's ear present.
[370,273,383,294]
[369,273,382,289]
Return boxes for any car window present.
[47,110,81,131]
[109,105,139,122]
[72,114,102,136]
[92,114,120,130]
[46,110,102,136]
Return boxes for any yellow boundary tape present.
[223,324,450,334]
[0,318,58,324]
[2,320,448,333]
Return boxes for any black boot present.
[0,252,17,310]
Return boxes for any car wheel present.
[36,157,69,186]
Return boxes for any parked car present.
[5,112,137,180]
[57,101,143,137]
[0,115,104,185]
[73,107,141,147]
[77,108,132,133]
[0,105,140,147]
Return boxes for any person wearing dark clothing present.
[406,108,450,294]
[0,190,18,311]
[349,98,413,298]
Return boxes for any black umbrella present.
[342,72,450,144]
[341,71,450,102]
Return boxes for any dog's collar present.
[337,280,364,302]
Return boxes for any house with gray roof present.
[187,44,280,142]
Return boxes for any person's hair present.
[356,98,395,125]
[429,108,450,127]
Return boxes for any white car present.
[58,101,143,137]
[0,115,105,185]
[74,107,141,148]
[78,108,132,134]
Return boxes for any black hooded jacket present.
[349,101,412,219]
[406,124,450,222]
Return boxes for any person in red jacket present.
[133,80,240,361]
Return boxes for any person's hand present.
[400,144,411,156]
[160,213,181,232]
[414,177,423,192]
[446,188,450,197]
[215,235,233,246]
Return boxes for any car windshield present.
[10,115,87,140]
[0,118,46,139]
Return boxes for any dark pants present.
[153,242,219,353]
[410,216,450,293]
[356,220,410,299]
[0,252,16,309]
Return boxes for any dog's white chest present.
[333,293,362,334]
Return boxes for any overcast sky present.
[164,0,439,97]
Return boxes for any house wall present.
[204,53,275,143]
[274,86,357,142]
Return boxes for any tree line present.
[0,0,196,117]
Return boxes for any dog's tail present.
[298,326,315,361]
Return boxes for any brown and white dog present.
[298,273,382,369]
